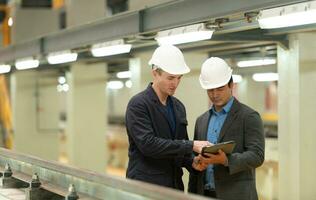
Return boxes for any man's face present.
[153,70,182,96]
[207,83,233,110]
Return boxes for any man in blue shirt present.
[188,57,265,200]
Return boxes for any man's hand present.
[192,155,208,171]
[193,140,212,153]
[200,149,228,166]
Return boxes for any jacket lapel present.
[218,100,240,142]
[146,84,173,138]
[172,97,198,140]
[173,99,185,139]
[200,111,211,140]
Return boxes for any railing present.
[0,148,211,200]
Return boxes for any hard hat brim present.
[159,64,191,75]
[199,68,232,89]
[148,61,191,75]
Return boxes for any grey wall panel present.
[43,12,140,53]
[13,8,60,44]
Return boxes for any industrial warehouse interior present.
[0,0,315,199]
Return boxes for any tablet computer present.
[202,141,236,155]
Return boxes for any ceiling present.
[0,0,314,73]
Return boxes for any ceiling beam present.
[0,40,41,63]
[0,0,308,63]
[141,0,307,32]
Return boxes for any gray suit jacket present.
[188,98,265,200]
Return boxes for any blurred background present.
[0,0,315,199]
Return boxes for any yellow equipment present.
[0,75,13,148]
[0,5,13,149]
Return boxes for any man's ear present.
[152,69,160,77]
[152,69,156,77]
[228,82,234,89]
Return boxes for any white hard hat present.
[148,45,190,75]
[199,57,233,89]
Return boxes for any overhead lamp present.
[57,83,69,92]
[91,39,132,57]
[58,76,66,84]
[47,50,78,64]
[107,80,124,90]
[8,17,13,27]
[0,64,11,74]
[258,1,316,29]
[116,71,131,79]
[155,23,214,45]
[57,84,63,92]
[125,80,132,88]
[237,58,276,68]
[62,83,69,92]
[15,57,39,70]
[252,73,278,82]
[232,74,243,83]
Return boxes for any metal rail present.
[0,148,210,200]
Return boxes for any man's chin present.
[212,101,223,107]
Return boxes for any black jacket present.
[188,99,265,200]
[125,84,193,190]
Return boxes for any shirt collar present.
[147,83,172,106]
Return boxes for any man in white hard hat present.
[125,45,210,190]
[188,57,265,200]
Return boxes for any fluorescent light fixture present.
[258,1,316,29]
[15,57,39,70]
[57,84,63,92]
[237,58,276,67]
[252,73,278,82]
[117,71,131,79]
[8,17,13,27]
[62,83,69,92]
[58,76,66,84]
[57,83,69,92]
[125,80,132,88]
[155,23,214,45]
[0,64,11,74]
[107,80,124,90]
[91,39,132,57]
[47,50,78,64]
[232,74,243,83]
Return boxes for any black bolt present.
[66,184,79,200]
[30,173,41,188]
[3,163,12,178]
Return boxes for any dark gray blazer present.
[126,84,193,190]
[188,98,265,200]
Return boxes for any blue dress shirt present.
[205,97,234,190]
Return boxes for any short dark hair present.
[229,76,233,84]
[228,76,233,87]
